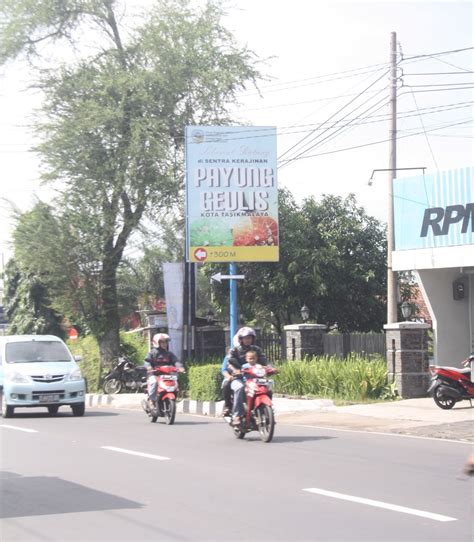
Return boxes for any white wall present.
[417,269,471,365]
[470,274,474,353]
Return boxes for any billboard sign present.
[394,167,473,251]
[185,126,279,263]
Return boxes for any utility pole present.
[387,31,398,324]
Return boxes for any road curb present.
[85,394,335,417]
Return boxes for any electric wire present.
[278,93,391,168]
[279,118,474,163]
[277,68,391,162]
[409,88,439,169]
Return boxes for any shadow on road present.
[9,410,119,418]
[0,470,142,519]
[270,435,336,444]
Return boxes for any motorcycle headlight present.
[7,372,32,384]
[67,368,83,381]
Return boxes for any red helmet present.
[152,333,170,347]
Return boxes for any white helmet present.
[152,333,170,347]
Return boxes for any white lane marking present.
[101,446,170,461]
[303,488,457,522]
[0,424,38,433]
[291,424,472,444]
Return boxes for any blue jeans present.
[231,379,245,417]
[147,375,157,401]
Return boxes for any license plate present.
[39,394,60,403]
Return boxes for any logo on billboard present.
[191,130,205,144]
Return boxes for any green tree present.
[3,258,65,337]
[205,191,386,333]
[1,0,260,365]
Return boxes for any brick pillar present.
[194,326,226,361]
[384,322,431,398]
[283,324,327,360]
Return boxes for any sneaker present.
[222,407,231,417]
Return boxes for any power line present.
[238,62,390,96]
[277,68,391,162]
[409,88,439,169]
[402,46,474,61]
[278,118,474,164]
[279,93,391,167]
[403,71,474,76]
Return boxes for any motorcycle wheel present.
[433,388,456,410]
[163,398,176,425]
[103,378,122,395]
[256,404,275,443]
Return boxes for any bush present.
[67,332,149,393]
[187,364,222,401]
[274,355,396,401]
[67,335,102,393]
[119,332,148,364]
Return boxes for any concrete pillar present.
[283,324,327,360]
[194,326,226,361]
[384,321,431,398]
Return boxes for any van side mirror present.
[74,355,82,362]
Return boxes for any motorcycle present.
[224,364,277,443]
[428,353,474,409]
[141,365,179,424]
[102,357,147,395]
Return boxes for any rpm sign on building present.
[185,126,279,263]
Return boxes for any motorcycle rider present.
[221,327,267,423]
[145,333,184,410]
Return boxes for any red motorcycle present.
[428,353,474,409]
[225,364,277,443]
[142,365,179,424]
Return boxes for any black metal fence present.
[259,331,385,362]
[323,333,386,359]
[259,331,283,364]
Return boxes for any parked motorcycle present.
[428,353,474,409]
[224,364,277,443]
[103,357,147,395]
[141,365,179,424]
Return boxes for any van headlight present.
[67,368,83,381]
[7,372,32,384]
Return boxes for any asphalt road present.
[1,407,472,542]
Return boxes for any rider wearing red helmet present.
[145,333,183,409]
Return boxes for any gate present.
[259,331,282,364]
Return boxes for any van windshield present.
[6,341,72,363]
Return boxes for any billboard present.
[185,126,279,263]
[393,166,473,251]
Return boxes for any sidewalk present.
[276,398,473,442]
[85,393,473,442]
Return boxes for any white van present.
[0,335,86,418]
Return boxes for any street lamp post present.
[206,309,214,325]
[401,301,412,321]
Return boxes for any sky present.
[0,0,473,265]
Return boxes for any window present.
[6,341,71,363]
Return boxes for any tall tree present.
[1,0,260,365]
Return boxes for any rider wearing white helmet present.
[145,333,183,409]
[221,326,268,422]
